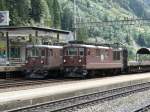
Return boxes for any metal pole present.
[73,0,77,40]
[6,32,10,65]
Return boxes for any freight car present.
[24,45,63,79]
[63,41,150,78]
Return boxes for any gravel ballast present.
[73,90,150,112]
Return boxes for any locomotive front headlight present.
[41,60,44,64]
[78,59,82,63]
[64,59,66,63]
[25,60,28,64]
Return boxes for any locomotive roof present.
[64,44,123,50]
[26,45,63,49]
[65,44,111,49]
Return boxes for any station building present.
[0,26,72,72]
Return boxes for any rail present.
[134,105,150,112]
[8,81,150,112]
[0,79,72,89]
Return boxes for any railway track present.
[134,105,150,112]
[0,78,72,89]
[9,81,150,112]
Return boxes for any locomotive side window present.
[113,51,120,60]
[79,48,84,56]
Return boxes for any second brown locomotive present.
[63,42,128,78]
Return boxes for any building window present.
[0,50,6,58]
[11,47,20,58]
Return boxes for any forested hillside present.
[0,0,61,28]
[0,0,150,58]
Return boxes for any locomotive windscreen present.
[27,47,40,57]
[65,48,78,56]
[64,47,85,56]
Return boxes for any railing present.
[0,58,25,66]
[9,58,25,65]
[0,58,7,65]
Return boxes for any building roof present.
[0,26,70,34]
[26,45,63,49]
[137,48,150,54]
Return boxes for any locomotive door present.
[47,49,53,67]
[41,48,48,65]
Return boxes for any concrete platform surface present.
[0,73,150,111]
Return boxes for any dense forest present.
[0,0,150,58]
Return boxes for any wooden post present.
[35,30,38,44]
[57,33,59,42]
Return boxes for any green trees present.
[46,0,61,28]
[52,0,61,28]
[16,0,31,25]
[5,0,20,25]
[0,0,6,10]
[31,0,49,23]
[0,0,61,27]
[61,8,73,31]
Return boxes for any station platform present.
[0,73,150,111]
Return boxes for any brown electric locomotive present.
[63,42,128,78]
[24,45,63,79]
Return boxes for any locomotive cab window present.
[32,48,39,57]
[41,49,46,57]
[79,48,85,56]
[113,51,121,60]
[66,48,78,56]
[27,48,40,57]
